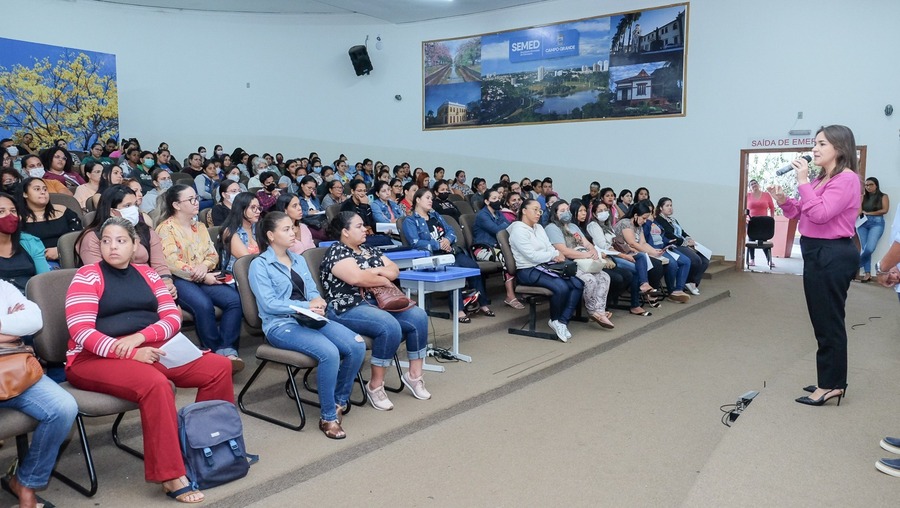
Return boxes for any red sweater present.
[65,263,182,366]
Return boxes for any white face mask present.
[6,146,19,157]
[118,205,140,225]
[227,174,239,182]
[596,211,610,222]
[225,192,240,203]
[28,166,45,178]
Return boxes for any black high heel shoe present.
[795,388,845,406]
[802,384,848,397]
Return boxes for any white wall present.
[4,0,899,260]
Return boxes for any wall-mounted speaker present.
[348,45,373,76]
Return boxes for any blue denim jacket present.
[248,249,322,336]
[299,195,322,217]
[224,224,256,273]
[401,211,456,252]
[371,198,403,224]
[473,206,510,246]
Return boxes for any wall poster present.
[422,3,688,130]
[0,37,118,151]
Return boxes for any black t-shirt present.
[320,242,385,314]
[434,198,460,221]
[0,248,37,293]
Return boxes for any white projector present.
[411,254,456,271]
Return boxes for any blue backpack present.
[178,400,259,490]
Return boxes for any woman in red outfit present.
[64,216,233,503]
[746,178,777,267]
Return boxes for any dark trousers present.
[676,246,710,286]
[517,267,583,324]
[800,236,859,389]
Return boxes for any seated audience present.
[131,151,156,193]
[219,192,261,274]
[389,178,404,203]
[20,177,83,265]
[1,168,20,195]
[249,211,365,439]
[0,279,78,508]
[123,179,154,225]
[255,171,281,213]
[21,155,72,196]
[501,191,522,223]
[507,198,584,342]
[588,199,653,316]
[41,146,85,189]
[472,189,521,309]
[570,199,632,310]
[402,188,493,322]
[415,171,431,193]
[77,185,176,297]
[468,177,487,210]
[642,199,692,303]
[156,184,243,370]
[545,201,615,329]
[210,179,241,227]
[65,216,233,504]
[74,160,103,210]
[321,212,432,412]
[194,160,219,211]
[654,197,709,295]
[432,180,460,222]
[635,187,651,205]
[398,182,417,216]
[450,170,472,198]
[0,193,50,292]
[600,187,620,225]
[142,168,173,214]
[321,179,346,209]
[370,180,404,223]
[582,182,601,208]
[273,193,316,254]
[616,189,633,219]
[340,180,393,247]
[613,200,671,301]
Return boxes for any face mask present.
[0,214,18,234]
[313,166,322,174]
[295,175,305,183]
[489,201,502,211]
[324,175,334,182]
[6,146,18,157]
[225,191,240,203]
[118,205,140,225]
[509,201,521,212]
[458,176,466,184]
[144,158,155,169]
[596,211,610,222]
[437,192,450,201]
[523,185,533,193]
[159,179,173,190]
[558,211,572,223]
[28,166,45,178]
[2,183,17,194]
[215,150,223,156]
[265,183,276,192]
[199,151,207,157]
[228,174,240,182]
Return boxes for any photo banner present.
[422,3,688,130]
[0,37,118,151]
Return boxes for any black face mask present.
[265,183,276,192]
[489,201,502,211]
[437,192,450,201]
[2,183,17,194]
[523,185,533,193]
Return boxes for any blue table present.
[398,267,480,368]
[384,249,430,269]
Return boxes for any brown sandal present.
[319,419,346,439]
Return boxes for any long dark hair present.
[98,164,122,194]
[327,211,359,241]
[256,211,289,252]
[41,146,73,175]
[548,199,576,245]
[77,184,151,254]
[817,124,858,175]
[219,192,258,259]
[20,177,59,222]
[591,198,614,235]
[161,183,192,221]
[626,199,654,220]
[863,177,884,211]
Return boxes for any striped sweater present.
[65,263,181,366]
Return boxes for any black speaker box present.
[348,45,373,76]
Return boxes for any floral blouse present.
[320,242,385,314]
[155,217,219,280]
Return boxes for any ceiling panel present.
[91,0,551,23]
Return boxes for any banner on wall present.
[422,3,688,130]
[0,37,118,151]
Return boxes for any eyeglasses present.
[526,207,543,215]
[178,196,200,205]
[248,205,261,212]
[52,154,67,160]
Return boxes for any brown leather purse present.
[0,342,44,401]
[361,284,416,313]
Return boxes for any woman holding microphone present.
[768,125,860,407]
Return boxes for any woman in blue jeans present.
[248,211,365,439]
[507,199,584,342]
[641,200,691,303]
[0,279,78,508]
[858,177,890,282]
[322,212,431,412]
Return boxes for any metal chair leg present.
[111,412,144,460]
[50,415,98,497]
[508,296,558,341]
[238,361,306,431]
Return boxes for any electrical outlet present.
[797,111,803,119]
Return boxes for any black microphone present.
[775,155,812,176]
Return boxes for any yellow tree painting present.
[0,37,118,150]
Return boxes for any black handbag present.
[545,260,577,277]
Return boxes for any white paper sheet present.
[666,248,681,262]
[289,305,329,322]
[855,215,868,228]
[693,242,713,260]
[158,332,203,369]
[603,249,620,256]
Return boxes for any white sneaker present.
[365,382,394,411]
[549,319,568,342]
[684,283,700,295]
[401,372,432,400]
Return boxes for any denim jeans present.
[174,278,242,356]
[857,215,885,273]
[328,303,429,366]
[662,251,690,292]
[516,267,583,324]
[265,320,365,421]
[0,376,78,489]
[675,246,710,286]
